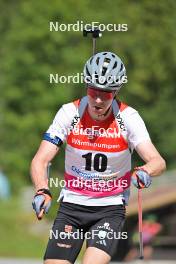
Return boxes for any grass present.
[0,196,47,258]
[0,195,86,260]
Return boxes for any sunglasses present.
[87,87,115,100]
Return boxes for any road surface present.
[0,259,175,264]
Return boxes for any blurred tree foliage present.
[0,0,176,192]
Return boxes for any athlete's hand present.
[32,188,52,220]
[132,169,152,189]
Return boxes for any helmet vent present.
[120,63,123,71]
[104,58,110,63]
[102,67,107,76]
[96,57,100,65]
[94,71,98,80]
[86,66,90,76]
[113,61,117,69]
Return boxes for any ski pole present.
[138,188,144,259]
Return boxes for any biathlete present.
[31,51,166,264]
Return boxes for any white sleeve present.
[122,107,151,150]
[45,103,77,144]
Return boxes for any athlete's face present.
[87,86,116,116]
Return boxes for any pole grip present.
[83,26,102,55]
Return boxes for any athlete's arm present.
[31,140,59,191]
[30,102,76,191]
[122,107,166,177]
[135,140,166,176]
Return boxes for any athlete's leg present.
[44,218,84,263]
[44,260,71,264]
[82,247,110,264]
[44,202,84,264]
[85,205,126,263]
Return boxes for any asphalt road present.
[0,259,176,264]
